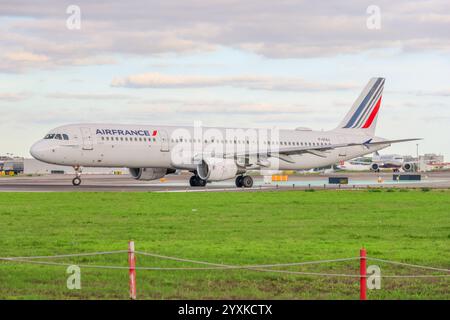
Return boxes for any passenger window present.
[55,134,62,140]
[63,134,69,140]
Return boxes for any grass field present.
[0,190,449,300]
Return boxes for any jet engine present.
[402,162,417,172]
[370,163,380,172]
[197,158,242,181]
[129,168,175,181]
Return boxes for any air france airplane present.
[30,77,419,188]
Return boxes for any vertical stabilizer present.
[334,77,385,136]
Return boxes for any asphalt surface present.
[1,172,450,192]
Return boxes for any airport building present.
[419,153,444,163]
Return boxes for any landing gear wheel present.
[72,177,82,186]
[242,175,253,188]
[189,176,197,187]
[235,176,243,188]
[190,175,207,187]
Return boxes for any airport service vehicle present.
[30,77,419,187]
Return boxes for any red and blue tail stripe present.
[343,78,384,129]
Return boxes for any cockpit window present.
[44,133,70,140]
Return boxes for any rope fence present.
[0,242,448,300]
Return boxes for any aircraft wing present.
[226,138,422,163]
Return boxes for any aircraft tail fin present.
[334,77,385,136]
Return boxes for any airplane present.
[30,77,420,188]
[370,152,405,172]
[336,152,418,172]
[336,158,372,171]
[369,152,419,172]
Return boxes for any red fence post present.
[128,240,137,300]
[360,247,367,300]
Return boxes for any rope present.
[0,250,449,279]
[134,250,360,268]
[0,250,128,260]
[249,268,450,278]
[367,257,450,273]
[0,259,130,270]
[134,251,232,267]
[2,258,449,278]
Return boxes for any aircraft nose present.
[30,141,46,161]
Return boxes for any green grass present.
[0,190,449,300]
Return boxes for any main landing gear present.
[72,166,82,186]
[189,175,207,187]
[235,175,253,188]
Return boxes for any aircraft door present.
[81,127,94,150]
[160,130,169,152]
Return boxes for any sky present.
[0,0,449,159]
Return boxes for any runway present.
[1,171,450,192]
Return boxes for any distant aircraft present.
[370,152,418,172]
[30,77,420,187]
[337,152,419,172]
[336,158,372,171]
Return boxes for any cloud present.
[1,0,450,72]
[46,92,135,100]
[4,51,49,62]
[126,99,316,115]
[0,92,32,101]
[111,72,357,91]
[413,89,450,97]
[0,51,52,73]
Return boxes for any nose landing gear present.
[72,166,82,186]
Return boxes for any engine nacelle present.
[370,163,380,171]
[197,158,240,181]
[402,162,417,172]
[129,168,174,181]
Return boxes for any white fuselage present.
[30,123,389,174]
